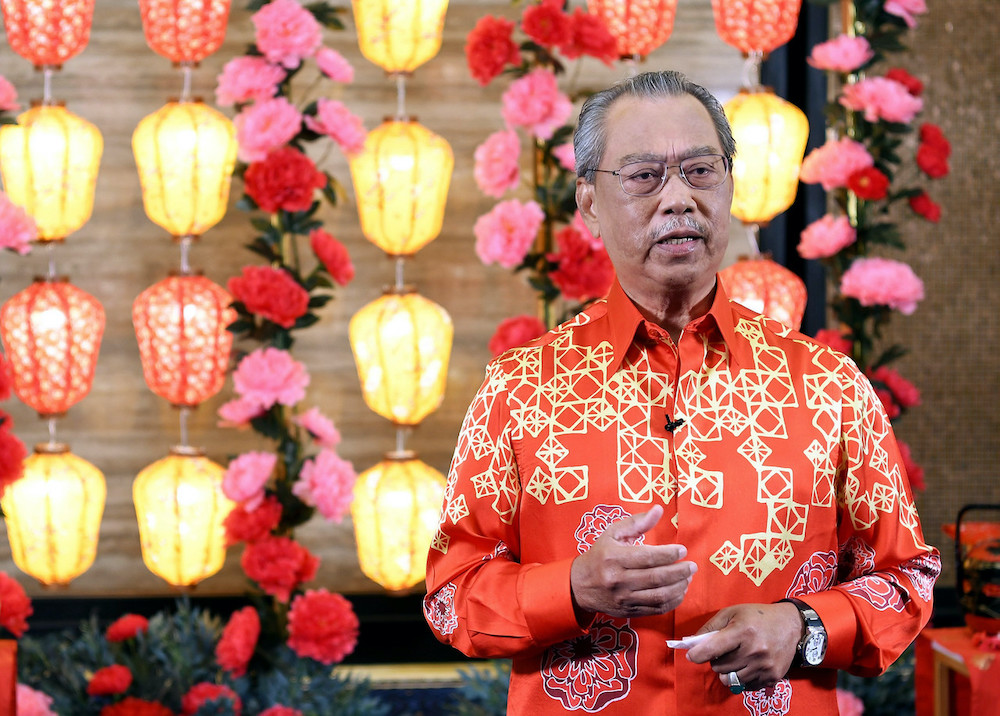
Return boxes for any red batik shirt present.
[424,278,940,715]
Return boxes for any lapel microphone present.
[664,414,685,433]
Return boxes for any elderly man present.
[424,70,939,714]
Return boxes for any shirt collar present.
[605,275,742,372]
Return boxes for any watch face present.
[803,632,827,666]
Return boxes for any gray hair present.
[574,70,736,182]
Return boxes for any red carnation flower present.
[919,122,950,152]
[243,146,326,214]
[813,328,853,355]
[873,386,901,419]
[0,418,28,493]
[286,588,359,665]
[0,353,13,401]
[466,15,520,86]
[916,123,951,179]
[897,440,925,491]
[885,67,923,96]
[488,315,547,357]
[100,697,174,716]
[181,683,241,716]
[847,166,890,200]
[260,707,303,716]
[228,265,310,329]
[241,535,319,602]
[521,0,572,49]
[908,191,941,222]
[547,224,615,302]
[0,571,32,637]
[105,614,149,642]
[224,495,283,546]
[560,8,618,64]
[309,228,355,286]
[88,664,133,696]
[216,606,260,678]
[871,366,921,409]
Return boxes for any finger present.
[621,560,698,589]
[610,504,663,542]
[620,544,693,569]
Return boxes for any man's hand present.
[685,601,803,692]
[570,504,697,619]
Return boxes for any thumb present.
[611,504,664,543]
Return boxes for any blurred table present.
[915,626,1000,716]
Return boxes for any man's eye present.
[630,169,661,180]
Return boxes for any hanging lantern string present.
[395,425,409,454]
[745,222,762,258]
[394,255,406,291]
[46,242,58,279]
[741,51,764,90]
[178,406,191,448]
[395,73,407,121]
[179,63,194,103]
[623,55,640,78]
[47,416,59,447]
[179,235,193,274]
[42,67,54,104]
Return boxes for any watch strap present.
[780,597,826,667]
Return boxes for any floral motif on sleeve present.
[424,582,459,636]
[574,505,643,553]
[785,550,838,597]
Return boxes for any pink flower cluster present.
[234,96,302,163]
[252,0,322,68]
[0,192,36,254]
[293,406,341,448]
[219,347,310,426]
[840,257,924,315]
[474,199,545,268]
[884,0,928,28]
[474,129,522,198]
[305,98,367,156]
[501,68,573,141]
[0,75,19,112]
[799,137,873,191]
[798,214,856,260]
[291,448,356,522]
[840,76,923,124]
[15,684,56,716]
[808,34,873,73]
[222,451,277,509]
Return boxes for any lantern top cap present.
[384,449,418,462]
[28,98,67,108]
[381,284,417,297]
[33,442,70,455]
[31,275,71,284]
[169,445,206,458]
[165,96,205,105]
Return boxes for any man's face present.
[576,93,734,305]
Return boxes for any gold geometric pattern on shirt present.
[741,533,789,585]
[711,540,742,575]
[804,438,837,507]
[678,465,724,508]
[446,494,469,524]
[737,435,772,468]
[767,501,808,541]
[526,465,589,505]
[430,530,450,555]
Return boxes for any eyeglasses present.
[590,154,730,196]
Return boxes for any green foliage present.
[446,661,511,716]
[839,644,917,716]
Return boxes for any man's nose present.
[656,170,694,213]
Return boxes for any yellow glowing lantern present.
[351,0,449,74]
[132,100,237,239]
[349,118,453,256]
[0,103,103,242]
[132,447,233,588]
[1,443,105,586]
[349,288,453,426]
[724,87,809,225]
[720,255,807,331]
[352,451,446,591]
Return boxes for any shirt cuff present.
[798,589,860,670]
[519,557,590,646]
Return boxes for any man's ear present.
[575,177,601,239]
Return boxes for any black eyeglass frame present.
[588,154,731,196]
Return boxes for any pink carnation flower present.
[218,397,264,428]
[0,75,20,112]
[799,137,874,191]
[474,129,521,198]
[234,96,302,163]
[293,407,341,448]
[0,192,36,254]
[474,199,545,269]
[840,76,923,124]
[305,98,367,156]
[807,34,873,73]
[501,68,573,140]
[223,451,277,509]
[315,47,354,82]
[884,0,927,28]
[836,688,865,716]
[292,449,356,522]
[552,142,575,172]
[215,56,286,106]
[15,684,57,716]
[797,214,856,259]
[840,257,924,314]
[233,347,310,410]
[252,0,322,69]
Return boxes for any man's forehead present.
[604,95,721,161]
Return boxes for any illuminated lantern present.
[352,451,446,591]
[0,278,105,417]
[711,0,802,56]
[1,443,105,586]
[351,0,449,74]
[587,0,678,59]
[724,88,809,225]
[0,0,95,67]
[720,256,807,331]
[138,0,232,64]
[350,289,453,426]
[0,104,103,242]
[133,447,233,588]
[132,275,236,407]
[132,100,237,239]
[349,119,453,256]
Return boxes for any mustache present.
[648,216,706,241]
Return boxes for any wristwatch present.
[782,598,827,667]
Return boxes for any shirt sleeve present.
[805,363,941,677]
[422,360,588,658]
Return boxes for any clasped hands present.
[569,504,803,693]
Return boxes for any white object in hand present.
[666,630,718,649]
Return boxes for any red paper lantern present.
[0,277,105,417]
[587,0,678,59]
[0,0,95,67]
[132,274,236,407]
[720,256,806,331]
[711,0,803,56]
[138,0,233,64]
